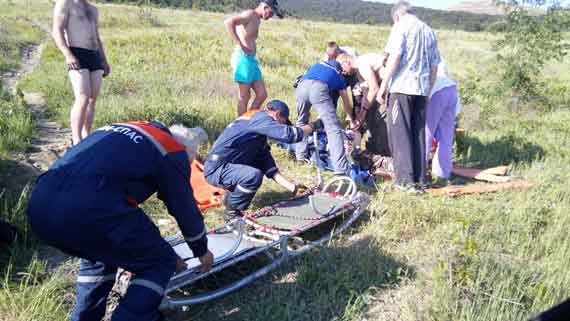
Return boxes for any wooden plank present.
[427,181,534,197]
[453,166,509,177]
[452,166,510,183]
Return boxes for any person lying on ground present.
[337,52,391,156]
[224,0,283,116]
[52,0,110,146]
[204,100,322,222]
[27,121,213,321]
[294,60,355,176]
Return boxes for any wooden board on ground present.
[452,166,511,183]
[427,181,534,197]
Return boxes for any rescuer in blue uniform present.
[27,121,214,321]
[204,100,324,221]
[295,60,356,176]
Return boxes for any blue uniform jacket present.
[302,61,347,91]
[205,111,304,178]
[46,121,208,257]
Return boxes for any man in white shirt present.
[378,1,441,192]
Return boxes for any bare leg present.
[69,69,92,145]
[82,70,104,139]
[237,82,252,116]
[250,80,267,110]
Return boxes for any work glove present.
[310,119,324,131]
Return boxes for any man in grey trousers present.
[378,1,441,192]
[295,60,355,176]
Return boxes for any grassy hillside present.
[2,0,570,320]
[101,0,502,31]
[282,0,501,31]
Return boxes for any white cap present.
[169,124,208,159]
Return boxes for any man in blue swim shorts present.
[224,0,283,116]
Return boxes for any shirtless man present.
[53,0,110,145]
[224,0,283,116]
[337,53,391,156]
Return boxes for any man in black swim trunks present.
[53,0,110,145]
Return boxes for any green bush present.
[494,7,570,99]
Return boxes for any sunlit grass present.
[2,0,570,320]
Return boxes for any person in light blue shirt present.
[294,60,356,176]
[378,1,441,192]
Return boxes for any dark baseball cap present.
[261,0,284,18]
[266,99,292,125]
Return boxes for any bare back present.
[355,54,383,89]
[55,0,99,50]
[236,10,261,53]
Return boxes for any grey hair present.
[169,124,208,158]
[391,1,415,17]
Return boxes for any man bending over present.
[204,100,322,222]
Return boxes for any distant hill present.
[281,0,501,31]
[101,0,503,31]
[447,0,546,16]
[447,0,507,15]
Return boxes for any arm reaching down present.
[378,53,401,106]
[273,171,297,192]
[156,154,212,270]
[224,10,255,54]
[339,89,355,125]
[52,0,78,69]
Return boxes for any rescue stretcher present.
[159,175,369,309]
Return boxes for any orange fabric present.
[127,121,185,153]
[238,109,261,120]
[190,160,225,211]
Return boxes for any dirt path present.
[2,26,71,189]
[1,24,72,270]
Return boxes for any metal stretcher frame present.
[159,176,370,310]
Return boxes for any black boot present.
[222,194,243,223]
[223,208,243,223]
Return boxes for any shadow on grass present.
[0,158,38,199]
[455,132,546,168]
[174,236,411,321]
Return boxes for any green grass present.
[0,0,44,157]
[0,86,35,156]
[0,11,44,73]
[3,0,570,320]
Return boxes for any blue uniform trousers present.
[295,79,350,175]
[204,161,264,210]
[27,174,178,321]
